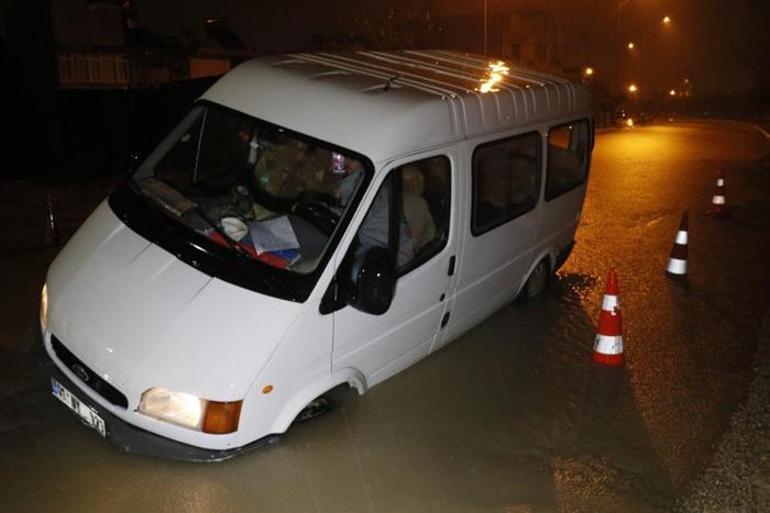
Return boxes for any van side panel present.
[448,218,539,340]
[537,185,586,270]
[239,300,334,440]
[538,118,593,269]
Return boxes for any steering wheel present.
[292,199,340,235]
[191,164,251,196]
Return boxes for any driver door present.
[331,151,458,387]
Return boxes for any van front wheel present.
[295,396,334,423]
[519,259,551,301]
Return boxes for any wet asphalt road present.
[1,120,769,513]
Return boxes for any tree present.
[346,0,439,50]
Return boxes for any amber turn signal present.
[202,400,243,434]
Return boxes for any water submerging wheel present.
[295,396,334,423]
[519,258,551,301]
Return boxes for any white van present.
[40,51,593,460]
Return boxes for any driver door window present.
[354,156,451,273]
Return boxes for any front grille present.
[51,335,129,409]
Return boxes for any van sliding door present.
[447,132,542,340]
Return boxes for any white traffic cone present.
[666,211,689,278]
[593,269,624,366]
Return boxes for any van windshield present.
[130,103,369,275]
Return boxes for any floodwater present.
[1,120,769,513]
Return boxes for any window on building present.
[472,132,541,235]
[546,120,590,200]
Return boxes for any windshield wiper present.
[192,206,253,261]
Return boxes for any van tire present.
[295,395,334,423]
[518,259,551,301]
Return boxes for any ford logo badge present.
[71,364,89,383]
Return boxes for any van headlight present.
[40,284,49,330]
[138,387,242,434]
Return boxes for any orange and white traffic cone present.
[593,269,624,366]
[665,211,689,278]
[44,192,61,248]
[708,171,726,216]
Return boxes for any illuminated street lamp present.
[627,41,635,50]
[669,89,677,96]
[583,66,595,78]
[662,15,672,25]
[628,83,638,94]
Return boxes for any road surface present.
[0,119,769,513]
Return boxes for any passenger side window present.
[472,132,541,235]
[354,156,451,273]
[546,120,590,200]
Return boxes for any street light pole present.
[483,0,488,55]
[615,0,629,96]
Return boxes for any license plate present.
[51,377,107,438]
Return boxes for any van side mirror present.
[350,246,396,314]
[324,245,395,315]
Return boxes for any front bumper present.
[41,336,275,462]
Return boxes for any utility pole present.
[615,0,634,94]
[483,0,488,55]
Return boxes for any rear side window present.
[472,132,541,235]
[546,120,590,200]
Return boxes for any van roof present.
[201,50,591,164]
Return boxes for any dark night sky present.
[0,0,755,95]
